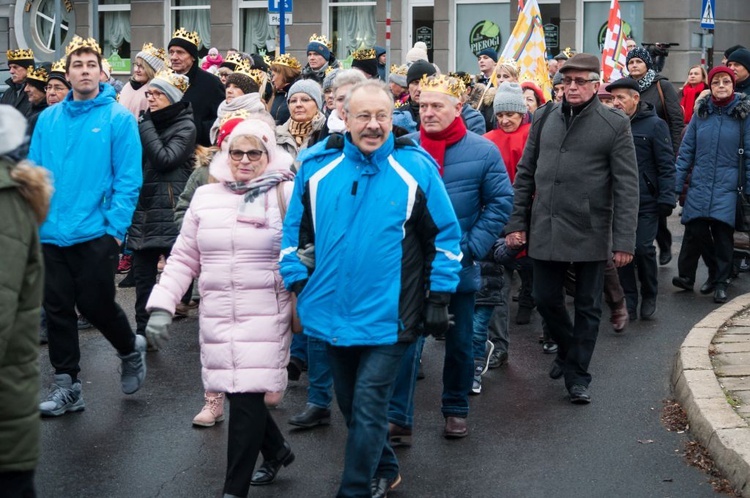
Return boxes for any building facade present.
[1,0,748,85]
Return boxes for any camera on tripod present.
[641,42,679,73]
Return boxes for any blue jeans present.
[307,337,333,408]
[387,336,424,429]
[389,292,475,423]
[328,342,409,498]
[290,332,308,364]
[472,305,493,360]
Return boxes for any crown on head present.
[224,52,246,67]
[449,72,473,87]
[172,27,201,47]
[50,57,66,74]
[419,74,466,99]
[141,42,166,61]
[66,36,101,56]
[25,65,48,83]
[7,48,34,61]
[264,53,301,71]
[390,64,408,76]
[497,57,518,69]
[309,34,333,50]
[562,47,576,58]
[220,109,250,127]
[234,63,266,89]
[352,48,376,60]
[154,68,190,93]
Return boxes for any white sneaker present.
[39,374,85,416]
[119,334,146,394]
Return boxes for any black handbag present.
[736,118,750,232]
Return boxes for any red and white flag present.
[601,0,628,82]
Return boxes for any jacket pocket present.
[642,172,657,198]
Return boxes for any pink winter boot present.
[192,392,225,427]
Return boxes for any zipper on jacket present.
[167,183,175,208]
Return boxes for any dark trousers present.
[132,247,171,335]
[43,235,135,379]
[656,213,672,254]
[516,256,535,309]
[618,211,659,311]
[0,470,36,498]
[328,342,409,498]
[677,219,733,284]
[223,392,286,497]
[533,259,606,389]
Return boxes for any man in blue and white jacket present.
[280,80,462,497]
[29,38,145,417]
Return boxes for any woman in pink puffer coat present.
[145,118,297,497]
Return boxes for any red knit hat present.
[521,81,547,105]
[708,65,736,89]
[216,118,244,148]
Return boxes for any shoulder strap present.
[739,119,746,193]
[656,80,670,124]
[276,182,289,221]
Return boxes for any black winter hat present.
[352,57,378,78]
[606,77,640,93]
[226,72,258,95]
[168,36,199,61]
[406,59,437,85]
[724,45,746,60]
[728,48,750,73]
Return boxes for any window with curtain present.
[239,3,274,55]
[329,0,377,61]
[171,0,211,57]
[99,0,131,62]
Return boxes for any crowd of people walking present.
[2,26,750,498]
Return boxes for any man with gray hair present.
[280,79,462,497]
[505,54,639,404]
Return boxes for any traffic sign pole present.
[279,0,286,54]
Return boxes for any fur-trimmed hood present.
[1,157,53,224]
[696,92,750,120]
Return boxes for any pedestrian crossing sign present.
[700,0,715,29]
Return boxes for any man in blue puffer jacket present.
[388,74,513,441]
[29,37,145,417]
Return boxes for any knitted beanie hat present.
[136,46,166,73]
[287,79,323,109]
[708,65,736,89]
[405,42,429,64]
[552,71,564,86]
[323,68,340,91]
[226,72,257,95]
[389,69,407,88]
[307,40,331,61]
[493,82,527,115]
[149,72,189,104]
[727,48,750,73]
[478,48,498,62]
[626,47,653,70]
[0,105,26,155]
[227,118,278,164]
[407,59,436,85]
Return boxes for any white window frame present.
[98,1,132,75]
[237,0,271,54]
[324,0,376,59]
[165,0,211,49]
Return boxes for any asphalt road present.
[35,216,746,498]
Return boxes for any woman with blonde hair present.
[680,64,707,124]
[268,54,302,125]
[120,43,166,117]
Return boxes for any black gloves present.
[291,279,308,296]
[658,204,674,218]
[423,292,453,339]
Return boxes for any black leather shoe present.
[700,279,716,295]
[371,474,402,498]
[287,356,304,381]
[549,360,564,380]
[250,441,295,486]
[640,297,656,320]
[672,276,694,291]
[569,384,591,404]
[714,285,728,304]
[289,404,331,428]
[659,251,672,266]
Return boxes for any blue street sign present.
[700,0,715,29]
[268,0,292,13]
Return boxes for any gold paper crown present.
[25,66,48,83]
[497,57,518,69]
[324,65,336,76]
[448,72,473,87]
[419,74,466,99]
[50,57,66,74]
[7,48,34,61]
[562,47,576,58]
[233,63,266,89]
[172,27,201,48]
[141,42,166,61]
[223,52,246,67]
[390,64,408,76]
[220,109,250,127]
[65,36,101,56]
[352,48,376,61]
[154,68,190,93]
[264,53,301,71]
[309,34,333,50]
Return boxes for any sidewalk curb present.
[672,295,750,497]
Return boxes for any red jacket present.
[483,123,531,183]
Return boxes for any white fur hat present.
[0,105,27,155]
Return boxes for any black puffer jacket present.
[127,101,196,250]
[638,74,684,155]
[629,101,676,213]
[182,63,225,146]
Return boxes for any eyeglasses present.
[289,96,314,105]
[229,149,265,161]
[353,113,391,124]
[711,78,733,87]
[133,62,144,70]
[562,77,598,86]
[144,90,165,99]
[44,85,68,92]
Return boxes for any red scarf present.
[680,82,706,124]
[420,117,467,176]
